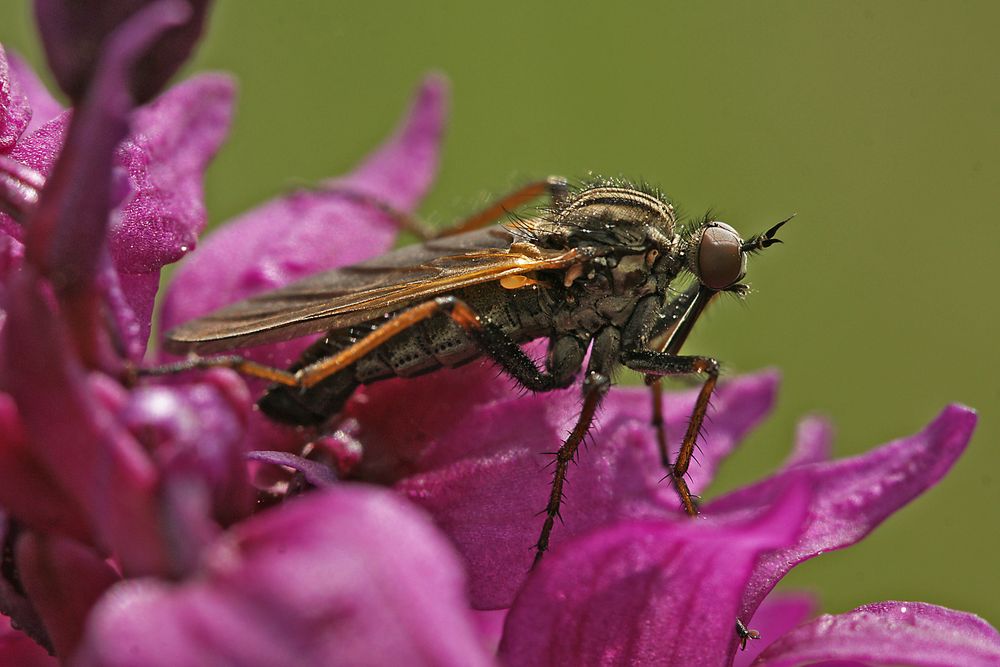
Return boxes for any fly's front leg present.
[319,176,569,240]
[629,285,707,480]
[622,350,720,517]
[649,380,671,469]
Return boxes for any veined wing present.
[164,227,578,354]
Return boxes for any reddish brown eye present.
[697,222,746,289]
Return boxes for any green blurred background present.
[2,1,997,625]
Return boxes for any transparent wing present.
[164,227,577,353]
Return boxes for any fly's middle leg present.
[533,369,609,567]
[525,328,619,566]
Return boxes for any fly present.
[152,176,791,565]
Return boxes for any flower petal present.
[245,451,338,488]
[0,156,43,236]
[0,394,91,541]
[600,370,780,495]
[119,369,253,530]
[6,111,69,181]
[0,45,32,153]
[33,0,211,104]
[2,268,170,575]
[159,75,448,374]
[112,73,234,342]
[5,51,63,134]
[0,613,57,667]
[330,73,448,211]
[471,609,508,656]
[733,592,816,667]
[0,514,52,655]
[498,481,810,666]
[781,415,834,469]
[378,368,777,608]
[705,404,977,621]
[24,1,191,352]
[754,601,1000,667]
[16,531,120,659]
[74,486,495,667]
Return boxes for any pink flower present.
[0,3,997,666]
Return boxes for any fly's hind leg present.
[138,297,476,389]
[141,292,587,398]
[136,356,300,386]
[321,176,569,240]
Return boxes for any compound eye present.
[697,222,746,290]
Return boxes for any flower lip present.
[696,220,747,290]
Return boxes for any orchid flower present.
[0,2,996,665]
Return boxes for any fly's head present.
[685,215,793,295]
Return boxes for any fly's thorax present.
[543,184,676,255]
[548,251,655,333]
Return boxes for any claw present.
[736,618,760,650]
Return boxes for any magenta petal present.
[245,451,338,488]
[0,394,91,541]
[111,73,234,340]
[159,75,448,374]
[25,1,189,294]
[75,487,495,667]
[5,52,63,135]
[331,74,449,211]
[384,370,777,608]
[0,156,43,231]
[16,531,120,659]
[6,111,69,181]
[0,46,32,153]
[471,609,508,656]
[754,601,1000,667]
[119,369,253,529]
[33,0,211,104]
[3,268,169,575]
[0,614,57,667]
[732,592,816,667]
[99,267,151,360]
[0,514,52,654]
[114,75,233,265]
[600,370,780,495]
[706,405,977,621]
[498,482,810,666]
[781,416,834,468]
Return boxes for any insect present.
[156,176,790,565]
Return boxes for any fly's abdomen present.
[257,282,554,425]
[256,332,359,425]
